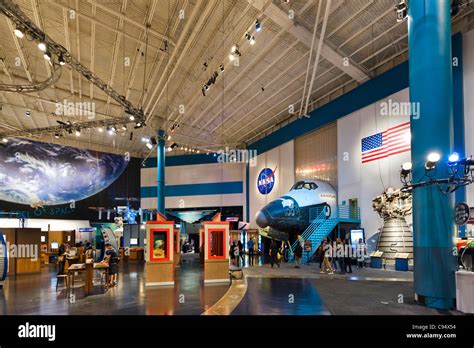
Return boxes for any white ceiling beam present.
[262,2,368,82]
[87,0,175,46]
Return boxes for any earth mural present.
[0,138,128,206]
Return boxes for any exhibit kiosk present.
[203,221,230,284]
[145,214,175,286]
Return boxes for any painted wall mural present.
[0,138,128,206]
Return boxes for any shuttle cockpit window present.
[291,181,318,191]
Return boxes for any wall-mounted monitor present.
[50,242,59,250]
[41,236,46,243]
[130,238,138,245]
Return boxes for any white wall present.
[337,89,411,251]
[249,140,295,228]
[0,218,90,231]
[141,162,244,209]
[463,29,474,208]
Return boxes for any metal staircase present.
[291,205,361,263]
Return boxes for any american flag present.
[361,122,411,163]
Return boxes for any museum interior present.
[0,0,474,321]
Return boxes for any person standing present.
[247,237,255,266]
[230,241,237,266]
[336,238,345,274]
[356,238,367,269]
[343,238,353,273]
[269,240,280,268]
[57,243,67,275]
[237,239,244,266]
[103,243,119,287]
[320,240,334,274]
[294,237,303,269]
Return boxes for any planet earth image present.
[0,138,128,206]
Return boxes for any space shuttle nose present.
[255,210,269,228]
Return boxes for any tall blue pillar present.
[408,0,456,309]
[452,33,467,238]
[157,129,166,215]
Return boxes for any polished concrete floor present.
[0,255,228,315]
[241,262,463,315]
[0,257,464,315]
[232,277,330,315]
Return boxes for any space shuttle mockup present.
[255,180,337,241]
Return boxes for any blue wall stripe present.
[144,154,219,168]
[247,61,410,154]
[141,181,243,198]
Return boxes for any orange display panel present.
[149,228,170,262]
[208,228,225,259]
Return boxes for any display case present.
[203,221,230,283]
[145,220,174,286]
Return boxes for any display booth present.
[174,229,181,267]
[203,221,230,284]
[145,215,175,286]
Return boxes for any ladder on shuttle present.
[291,205,361,263]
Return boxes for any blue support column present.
[157,129,166,215]
[452,33,467,238]
[408,0,456,309]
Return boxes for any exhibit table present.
[456,270,474,313]
[66,262,109,297]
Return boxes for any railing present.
[290,205,361,262]
[337,205,361,221]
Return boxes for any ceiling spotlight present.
[54,133,60,139]
[250,36,256,45]
[141,137,148,142]
[220,64,225,72]
[38,42,47,51]
[245,32,251,40]
[146,142,153,150]
[58,54,66,65]
[121,125,127,131]
[129,115,135,121]
[213,153,217,157]
[25,110,31,117]
[448,152,460,164]
[165,146,172,152]
[231,45,237,53]
[196,150,200,154]
[2,138,8,143]
[255,19,262,32]
[167,135,171,141]
[425,152,441,171]
[229,53,235,61]
[184,147,188,151]
[134,121,143,129]
[14,27,24,39]
[400,162,412,177]
[43,50,51,61]
[180,146,184,150]
[75,129,81,136]
[107,126,116,135]
[97,127,104,133]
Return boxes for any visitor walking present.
[237,239,244,266]
[247,237,255,266]
[294,237,303,269]
[356,238,367,269]
[320,240,334,274]
[269,240,280,268]
[343,238,353,273]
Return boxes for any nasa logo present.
[257,167,276,195]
